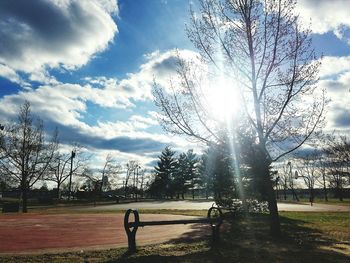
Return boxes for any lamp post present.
[287,162,299,201]
[275,175,280,200]
[0,124,4,160]
[68,150,76,201]
[125,164,129,199]
[135,165,141,202]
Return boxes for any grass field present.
[279,198,350,206]
[0,210,349,263]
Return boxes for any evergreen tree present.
[173,152,188,199]
[198,141,239,205]
[185,150,199,200]
[173,149,200,199]
[152,146,177,198]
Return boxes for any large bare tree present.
[153,0,325,235]
[0,101,58,212]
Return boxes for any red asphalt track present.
[0,213,208,254]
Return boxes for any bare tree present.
[46,145,89,199]
[139,169,148,198]
[324,135,350,201]
[100,154,121,193]
[124,160,139,198]
[0,101,58,212]
[296,152,321,204]
[154,0,325,235]
[278,162,290,200]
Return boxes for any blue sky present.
[0,0,350,170]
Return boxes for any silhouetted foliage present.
[0,101,58,212]
[153,0,326,235]
[149,146,177,198]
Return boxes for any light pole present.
[275,175,280,200]
[68,150,76,201]
[287,161,299,201]
[135,165,140,202]
[125,164,129,199]
[0,124,4,160]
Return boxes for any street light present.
[68,150,76,201]
[294,171,299,179]
[287,161,299,201]
[135,165,141,202]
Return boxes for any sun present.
[205,77,241,122]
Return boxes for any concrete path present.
[0,213,206,254]
[80,200,350,212]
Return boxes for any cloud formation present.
[0,0,118,76]
[318,69,350,131]
[298,0,350,40]
[0,49,200,160]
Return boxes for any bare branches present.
[154,0,325,164]
[46,144,90,198]
[0,101,58,212]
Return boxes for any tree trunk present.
[57,181,61,200]
[338,186,343,201]
[309,187,314,205]
[262,166,281,236]
[22,186,28,213]
[322,173,328,202]
[291,187,299,201]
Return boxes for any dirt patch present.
[0,213,208,254]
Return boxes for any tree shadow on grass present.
[107,213,350,263]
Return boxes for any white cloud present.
[319,55,350,78]
[0,0,118,77]
[0,64,29,87]
[83,49,199,105]
[318,71,350,130]
[297,0,350,38]
[118,49,200,100]
[0,48,203,170]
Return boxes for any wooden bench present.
[124,207,223,252]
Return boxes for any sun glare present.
[206,77,240,122]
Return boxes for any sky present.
[0,0,350,171]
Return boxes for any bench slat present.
[128,217,221,227]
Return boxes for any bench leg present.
[211,225,220,247]
[124,209,140,253]
[127,231,137,253]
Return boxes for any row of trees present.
[148,140,265,203]
[276,136,350,203]
[0,102,150,212]
[148,147,200,199]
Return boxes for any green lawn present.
[0,210,349,263]
[278,198,350,206]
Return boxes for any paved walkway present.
[0,213,206,254]
[1,201,348,254]
[81,200,350,212]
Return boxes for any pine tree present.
[153,146,177,198]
